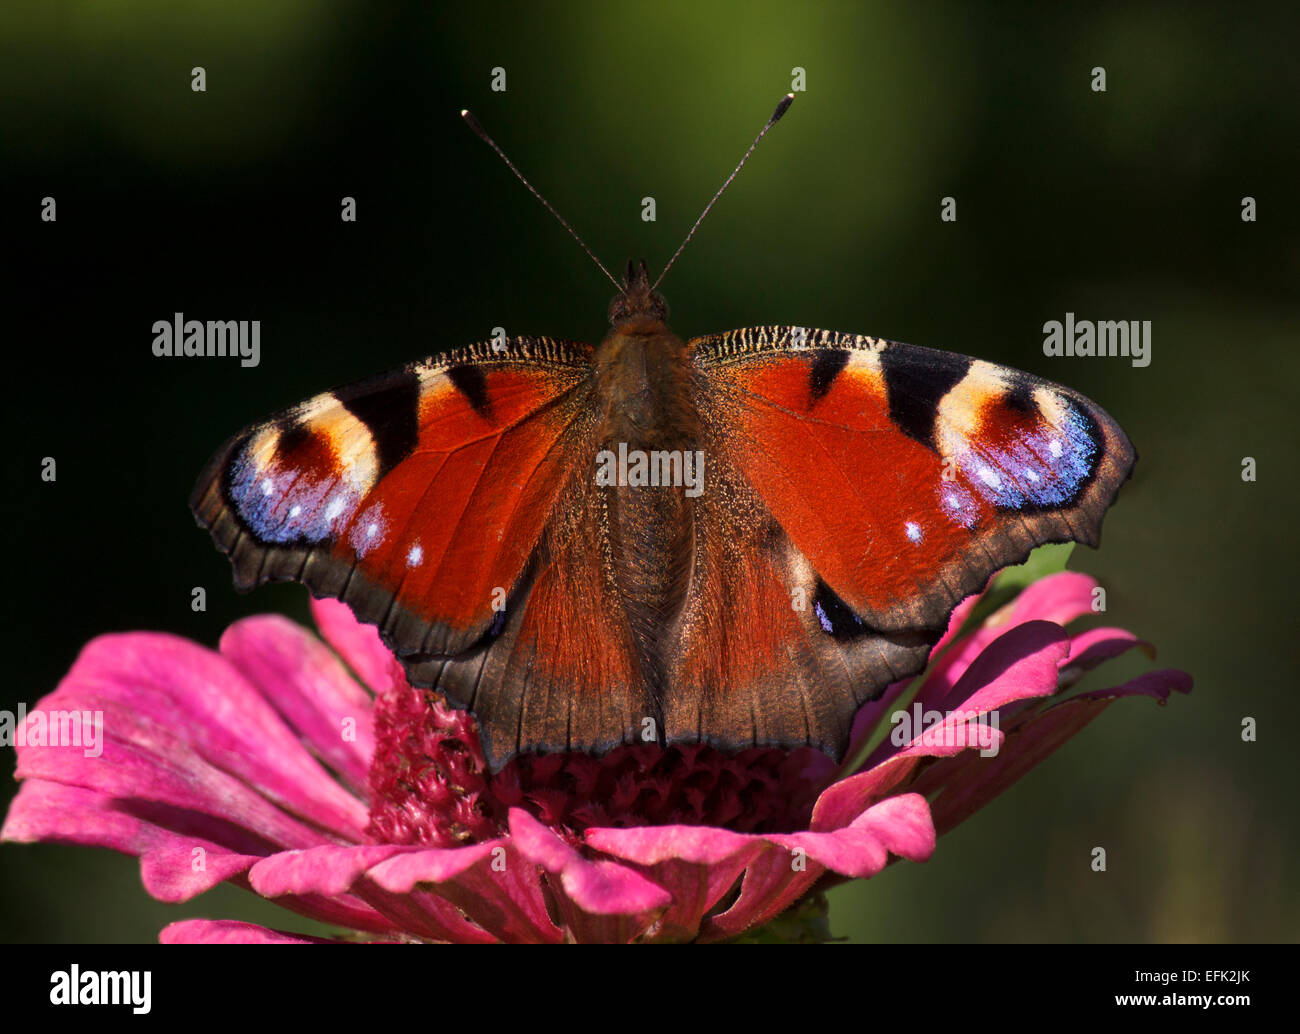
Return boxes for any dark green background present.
[2,1,1296,942]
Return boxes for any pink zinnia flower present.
[2,569,1189,943]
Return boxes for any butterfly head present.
[608,259,669,327]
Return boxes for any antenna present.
[652,93,795,290]
[460,109,622,291]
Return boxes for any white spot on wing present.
[940,484,979,529]
[905,521,923,543]
[406,543,423,568]
[349,503,388,557]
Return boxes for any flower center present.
[366,684,835,845]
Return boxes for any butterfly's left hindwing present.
[691,327,1135,634]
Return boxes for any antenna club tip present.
[461,109,491,143]
[772,94,795,122]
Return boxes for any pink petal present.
[810,752,924,831]
[818,622,1068,829]
[369,840,562,944]
[696,844,823,942]
[32,631,368,839]
[220,616,375,794]
[262,892,406,935]
[1,779,261,901]
[13,693,347,852]
[854,791,937,861]
[937,619,1069,714]
[842,592,985,765]
[160,920,343,944]
[585,824,756,866]
[245,841,511,942]
[5,782,405,933]
[584,825,766,942]
[852,621,1068,775]
[1000,570,1101,626]
[1069,667,1193,704]
[700,795,935,942]
[922,571,1096,701]
[310,597,405,695]
[772,792,935,878]
[508,809,669,942]
[509,809,670,915]
[249,844,411,898]
[1060,627,1151,683]
[919,667,1193,835]
[367,841,500,889]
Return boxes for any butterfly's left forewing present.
[193,338,595,651]
[691,326,1135,635]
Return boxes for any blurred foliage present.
[733,893,839,945]
[2,1,1297,943]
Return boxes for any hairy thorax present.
[593,317,700,684]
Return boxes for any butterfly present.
[191,96,1135,771]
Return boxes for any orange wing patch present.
[400,477,653,768]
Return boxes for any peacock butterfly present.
[191,96,1134,770]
